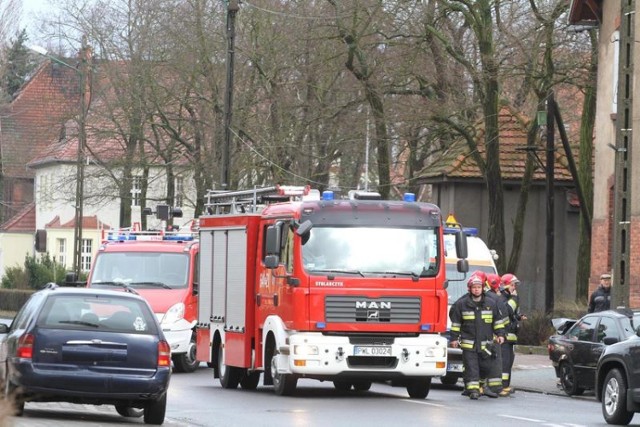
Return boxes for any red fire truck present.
[84,212,200,373]
[195,186,468,397]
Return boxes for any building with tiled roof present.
[0,60,79,223]
[416,106,583,309]
[0,52,198,276]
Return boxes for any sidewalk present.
[511,348,593,397]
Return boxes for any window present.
[175,176,184,208]
[38,294,158,334]
[598,317,620,343]
[81,238,92,272]
[566,317,597,342]
[131,176,142,207]
[57,238,66,266]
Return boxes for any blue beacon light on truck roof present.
[104,231,196,242]
[444,213,478,236]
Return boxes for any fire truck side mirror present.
[454,229,468,260]
[295,220,313,236]
[265,224,281,255]
[457,259,469,273]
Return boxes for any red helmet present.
[467,274,484,290]
[486,273,501,291]
[501,273,520,291]
[471,270,487,284]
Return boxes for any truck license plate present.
[354,346,392,356]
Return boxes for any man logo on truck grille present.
[355,300,391,322]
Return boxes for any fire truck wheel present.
[439,374,459,386]
[218,344,241,389]
[269,349,297,396]
[240,371,261,390]
[406,377,432,399]
[172,336,199,373]
[352,380,372,391]
[333,380,352,391]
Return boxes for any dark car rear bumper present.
[10,360,170,403]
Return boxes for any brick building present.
[569,0,640,307]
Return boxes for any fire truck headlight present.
[294,344,319,356]
[162,303,185,324]
[424,346,447,358]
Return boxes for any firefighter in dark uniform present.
[499,273,527,396]
[450,274,507,400]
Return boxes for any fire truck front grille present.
[324,296,421,323]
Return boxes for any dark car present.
[547,308,640,396]
[0,284,171,424]
[596,329,640,425]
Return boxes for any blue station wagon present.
[0,284,171,424]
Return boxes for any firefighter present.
[498,273,527,396]
[484,273,507,396]
[450,274,506,400]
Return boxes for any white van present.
[441,219,498,385]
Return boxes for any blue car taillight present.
[158,341,171,367]
[17,333,34,359]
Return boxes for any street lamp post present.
[30,41,90,279]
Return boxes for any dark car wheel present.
[560,361,585,396]
[602,368,635,425]
[172,334,200,373]
[5,380,24,416]
[143,393,167,425]
[115,405,144,418]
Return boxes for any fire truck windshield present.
[90,252,190,289]
[302,226,438,277]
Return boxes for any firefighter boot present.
[469,391,480,400]
[483,387,498,398]
[499,387,512,397]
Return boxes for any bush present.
[1,253,67,290]
[1,265,28,289]
[517,300,588,346]
[517,310,555,346]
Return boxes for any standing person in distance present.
[498,274,527,397]
[449,274,506,400]
[588,273,612,313]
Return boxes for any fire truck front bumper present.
[280,333,447,377]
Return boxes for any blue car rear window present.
[38,294,158,334]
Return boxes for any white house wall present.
[34,163,197,231]
[0,232,34,280]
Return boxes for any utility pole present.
[612,0,635,308]
[222,0,239,189]
[73,36,89,278]
[545,92,556,313]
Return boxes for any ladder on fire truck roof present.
[205,185,315,214]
